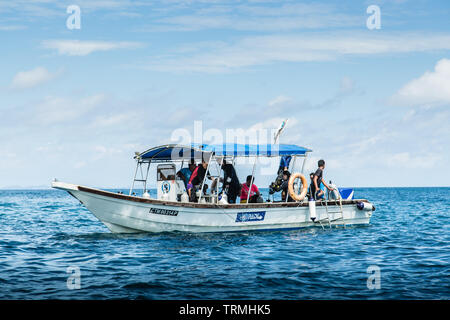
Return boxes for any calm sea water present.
[0,187,448,300]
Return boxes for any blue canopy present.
[202,143,311,157]
[138,143,311,161]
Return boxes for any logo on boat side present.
[150,207,179,216]
[236,211,265,223]
[161,181,171,194]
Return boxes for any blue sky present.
[0,0,449,188]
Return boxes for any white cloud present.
[339,76,355,94]
[91,113,135,127]
[92,145,123,161]
[268,95,292,107]
[74,161,87,169]
[0,0,140,17]
[391,58,450,107]
[137,2,361,33]
[142,33,450,73]
[152,13,359,32]
[10,67,60,89]
[385,152,442,169]
[0,150,17,158]
[35,94,106,125]
[42,40,144,56]
[0,25,27,31]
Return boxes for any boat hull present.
[52,182,374,233]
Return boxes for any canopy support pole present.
[143,161,151,192]
[300,154,309,199]
[129,161,140,195]
[246,156,258,203]
[286,155,297,203]
[198,153,213,203]
[215,157,224,199]
[291,156,297,172]
[301,153,308,175]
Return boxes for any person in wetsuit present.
[280,170,294,202]
[221,159,240,204]
[269,156,292,197]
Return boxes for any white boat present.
[52,143,375,233]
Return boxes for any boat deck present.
[77,186,370,210]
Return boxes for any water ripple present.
[0,188,449,299]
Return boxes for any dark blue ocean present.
[0,187,449,300]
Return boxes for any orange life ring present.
[288,173,308,201]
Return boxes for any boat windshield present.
[157,164,176,181]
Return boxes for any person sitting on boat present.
[312,159,333,200]
[176,159,196,189]
[240,175,262,203]
[280,170,294,202]
[220,159,241,204]
[187,160,210,202]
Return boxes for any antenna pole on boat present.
[274,118,288,144]
[246,156,258,203]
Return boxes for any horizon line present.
[1,186,449,191]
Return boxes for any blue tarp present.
[139,143,311,160]
[339,188,354,200]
